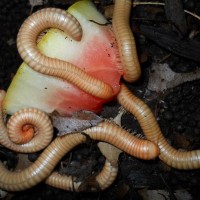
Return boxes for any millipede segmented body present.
[1,0,199,194]
[0,111,158,191]
[113,0,141,82]
[85,121,159,160]
[0,131,86,191]
[0,90,159,191]
[45,154,119,192]
[0,93,53,153]
[17,8,114,100]
[117,84,200,169]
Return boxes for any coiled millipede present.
[0,90,159,191]
[0,0,199,193]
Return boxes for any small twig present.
[159,53,171,63]
[133,1,200,21]
[184,10,200,21]
[89,20,111,26]
[133,2,165,6]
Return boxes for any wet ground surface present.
[1,0,200,199]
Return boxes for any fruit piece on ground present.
[3,0,122,116]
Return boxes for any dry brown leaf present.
[51,110,103,135]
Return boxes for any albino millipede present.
[0,91,53,153]
[94,141,121,191]
[46,142,120,192]
[0,0,159,187]
[112,0,141,82]
[0,120,158,191]
[117,83,200,170]
[0,123,158,191]
[45,172,82,192]
[0,133,86,191]
[17,8,114,100]
[45,155,119,192]
[2,0,196,193]
[0,90,158,191]
[94,159,118,191]
[85,121,159,160]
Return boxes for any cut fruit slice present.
[3,0,122,116]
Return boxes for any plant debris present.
[147,63,200,92]
[51,110,103,135]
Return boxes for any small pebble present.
[70,160,80,168]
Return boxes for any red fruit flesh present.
[48,27,122,116]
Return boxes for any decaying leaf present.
[51,110,103,136]
[147,63,200,92]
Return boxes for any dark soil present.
[1,0,200,199]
